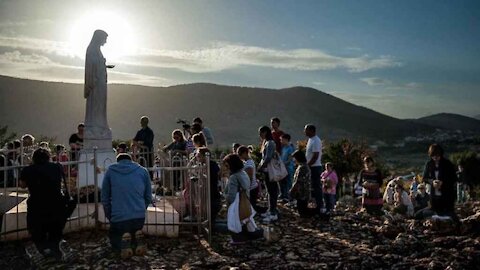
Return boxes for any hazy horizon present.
[1,0,480,119]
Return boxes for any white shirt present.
[306,135,322,167]
[243,159,258,190]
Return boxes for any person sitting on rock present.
[392,184,414,217]
[383,178,397,206]
[413,183,430,212]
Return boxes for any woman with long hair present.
[258,125,279,223]
[358,156,383,215]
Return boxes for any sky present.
[0,0,479,119]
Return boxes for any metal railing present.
[0,146,213,243]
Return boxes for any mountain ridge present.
[1,75,477,147]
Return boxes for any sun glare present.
[68,10,136,61]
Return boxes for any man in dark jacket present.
[419,144,457,218]
[133,116,154,178]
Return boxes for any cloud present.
[121,44,401,73]
[360,77,392,86]
[312,81,325,86]
[0,35,74,57]
[405,82,421,89]
[360,77,422,91]
[0,50,170,86]
[0,35,401,73]
[0,50,54,65]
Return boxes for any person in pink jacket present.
[321,162,338,214]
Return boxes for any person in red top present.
[270,117,284,154]
[52,144,69,176]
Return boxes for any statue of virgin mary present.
[84,29,112,142]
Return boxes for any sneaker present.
[134,230,146,256]
[262,214,278,223]
[286,200,297,208]
[120,233,133,259]
[25,244,48,268]
[59,240,77,262]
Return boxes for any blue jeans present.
[310,166,324,213]
[279,166,294,199]
[324,193,336,213]
[109,218,145,252]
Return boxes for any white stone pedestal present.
[78,148,116,188]
[1,200,180,240]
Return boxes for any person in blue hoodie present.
[101,153,152,259]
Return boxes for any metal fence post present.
[206,152,212,244]
[93,147,99,230]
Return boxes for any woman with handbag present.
[258,126,280,223]
[223,154,263,243]
[19,148,74,263]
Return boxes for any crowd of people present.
[0,116,470,264]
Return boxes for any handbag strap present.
[323,170,333,179]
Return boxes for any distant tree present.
[322,138,389,183]
[0,125,16,147]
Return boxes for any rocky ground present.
[1,199,479,270]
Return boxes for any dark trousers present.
[138,150,154,180]
[109,218,145,252]
[310,166,324,213]
[264,173,279,215]
[297,199,314,217]
[211,198,222,223]
[27,212,64,252]
[249,187,267,214]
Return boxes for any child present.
[280,134,295,202]
[393,184,414,217]
[321,162,338,214]
[290,150,313,218]
[237,146,267,214]
[413,183,430,212]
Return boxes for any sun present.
[68,10,137,62]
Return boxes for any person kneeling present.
[102,153,152,259]
[392,184,414,218]
[224,154,263,243]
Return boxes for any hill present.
[0,75,434,147]
[412,113,480,132]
